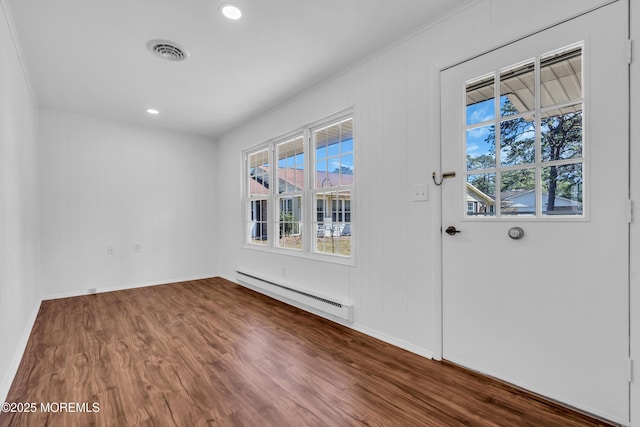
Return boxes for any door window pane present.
[501,169,536,216]
[466,75,495,126]
[466,125,496,170]
[540,46,582,108]
[541,108,582,162]
[542,163,583,216]
[466,173,496,217]
[500,61,535,117]
[500,115,535,166]
[463,44,584,218]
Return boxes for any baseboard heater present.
[235,271,353,323]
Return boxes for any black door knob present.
[445,226,461,236]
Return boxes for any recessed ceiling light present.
[146,108,160,115]
[220,3,242,20]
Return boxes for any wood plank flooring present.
[1,277,614,426]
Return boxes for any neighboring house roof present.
[466,182,495,204]
[276,168,305,192]
[501,189,531,200]
[315,171,353,188]
[503,189,581,207]
[251,166,353,194]
[249,177,270,195]
[465,184,580,213]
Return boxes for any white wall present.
[38,110,218,298]
[0,1,40,401]
[2,0,635,421]
[216,0,619,358]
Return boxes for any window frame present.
[310,115,354,258]
[462,43,586,221]
[242,110,355,264]
[274,134,305,251]
[245,147,271,246]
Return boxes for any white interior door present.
[440,2,629,424]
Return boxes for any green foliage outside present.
[467,98,582,210]
[279,212,300,237]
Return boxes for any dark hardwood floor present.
[1,277,614,426]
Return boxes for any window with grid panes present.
[275,135,304,250]
[464,44,583,218]
[246,148,270,245]
[312,117,354,257]
[244,112,354,261]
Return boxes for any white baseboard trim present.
[221,273,433,361]
[227,274,354,327]
[41,274,218,301]
[351,324,434,360]
[0,300,41,402]
[235,270,353,323]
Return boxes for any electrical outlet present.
[134,243,142,253]
[107,246,115,255]
[88,288,97,294]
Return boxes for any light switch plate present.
[412,183,429,202]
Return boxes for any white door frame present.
[432,0,627,360]
[630,0,639,421]
[431,1,631,423]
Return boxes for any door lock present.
[508,226,525,240]
[445,226,461,236]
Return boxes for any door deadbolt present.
[445,226,461,236]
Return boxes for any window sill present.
[242,243,355,267]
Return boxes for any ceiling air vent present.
[147,40,189,61]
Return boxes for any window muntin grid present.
[244,112,354,261]
[464,45,584,218]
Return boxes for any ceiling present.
[7,0,472,138]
